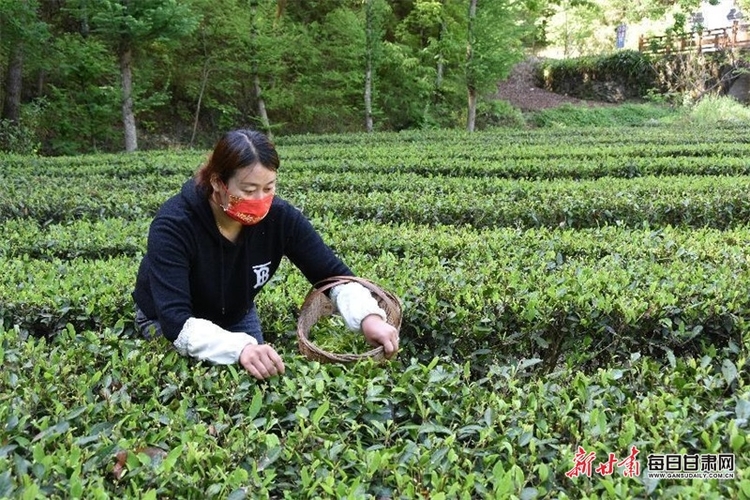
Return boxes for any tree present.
[466,0,478,130]
[3,37,24,124]
[398,0,454,93]
[385,0,463,129]
[363,0,388,132]
[281,6,367,133]
[0,0,557,150]
[539,0,721,57]
[67,0,198,152]
[168,0,304,141]
[43,33,121,154]
[465,0,526,131]
[0,0,48,123]
[171,0,259,145]
[250,0,272,136]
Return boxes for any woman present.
[133,129,399,380]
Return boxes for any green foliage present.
[75,0,200,49]
[475,99,527,129]
[164,0,275,141]
[0,100,46,155]
[529,103,676,127]
[0,0,49,50]
[3,0,689,150]
[545,0,609,57]
[2,126,750,373]
[5,0,739,152]
[307,315,373,355]
[376,41,439,130]
[3,0,555,150]
[466,0,527,94]
[1,126,750,498]
[647,51,738,105]
[538,50,657,101]
[6,157,750,230]
[41,34,121,155]
[55,0,199,152]
[7,127,750,230]
[295,8,367,133]
[683,95,750,125]
[0,324,747,497]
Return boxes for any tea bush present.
[1,125,749,497]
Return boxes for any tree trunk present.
[251,1,271,138]
[435,0,445,94]
[364,64,373,132]
[36,69,46,96]
[436,46,444,91]
[275,0,287,21]
[364,0,374,133]
[119,46,138,152]
[191,57,211,148]
[253,74,271,138]
[466,0,477,132]
[2,41,24,124]
[467,87,477,132]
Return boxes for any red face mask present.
[220,184,274,225]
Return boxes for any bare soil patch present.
[494,58,611,111]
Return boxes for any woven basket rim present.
[297,276,402,363]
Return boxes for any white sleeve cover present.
[330,282,387,331]
[172,317,258,365]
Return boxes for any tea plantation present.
[1,126,749,498]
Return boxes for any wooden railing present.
[639,20,750,54]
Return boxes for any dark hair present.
[195,129,280,194]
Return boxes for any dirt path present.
[494,58,609,111]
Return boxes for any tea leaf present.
[722,359,738,386]
[312,400,330,427]
[247,389,263,421]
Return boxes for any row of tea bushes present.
[4,126,750,181]
[276,124,750,149]
[2,216,747,263]
[4,153,750,188]
[2,222,748,369]
[1,324,747,498]
[288,175,750,229]
[2,174,750,230]
[7,151,750,180]
[0,219,148,260]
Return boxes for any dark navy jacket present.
[133,178,351,341]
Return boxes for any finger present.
[251,350,279,378]
[259,350,284,376]
[273,357,285,375]
[383,338,398,358]
[260,347,284,374]
[265,349,285,374]
[387,343,397,358]
[246,363,269,380]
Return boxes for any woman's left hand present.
[361,314,399,359]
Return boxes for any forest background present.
[0,0,748,156]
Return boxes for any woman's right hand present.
[239,343,285,380]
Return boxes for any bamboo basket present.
[297,275,402,363]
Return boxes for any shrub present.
[475,99,527,129]
[0,99,46,155]
[684,94,750,125]
[536,51,657,102]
